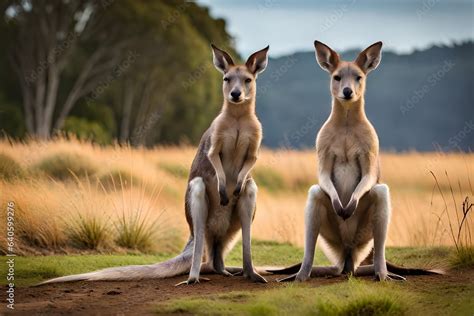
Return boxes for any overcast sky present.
[197,0,474,57]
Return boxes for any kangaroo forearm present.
[352,175,376,200]
[319,174,339,201]
[318,153,339,201]
[237,157,257,183]
[351,152,378,201]
[208,153,226,184]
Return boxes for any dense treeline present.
[0,0,237,145]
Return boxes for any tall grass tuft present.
[17,203,67,251]
[0,152,26,181]
[68,213,111,250]
[97,168,143,191]
[31,151,97,180]
[430,171,473,268]
[1,180,67,254]
[115,209,161,252]
[102,168,179,253]
[65,174,112,250]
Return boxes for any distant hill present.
[256,42,473,151]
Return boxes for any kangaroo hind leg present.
[370,184,401,281]
[176,177,209,286]
[278,185,332,282]
[237,179,267,283]
[211,241,234,276]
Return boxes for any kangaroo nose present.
[343,88,353,99]
[231,91,241,99]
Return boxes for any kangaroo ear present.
[314,40,340,73]
[211,44,235,74]
[355,41,383,74]
[246,45,269,75]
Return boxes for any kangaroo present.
[39,44,269,286]
[270,41,440,282]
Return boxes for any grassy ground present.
[154,243,471,316]
[2,240,455,287]
[3,241,473,315]
[158,281,409,315]
[0,240,457,287]
[156,277,474,316]
[0,240,308,287]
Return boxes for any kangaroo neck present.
[329,97,367,126]
[222,99,256,119]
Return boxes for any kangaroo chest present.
[220,125,253,183]
[329,133,363,205]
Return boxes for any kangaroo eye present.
[333,75,341,81]
[356,76,362,81]
[245,78,252,83]
[223,77,230,82]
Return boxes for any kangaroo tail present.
[37,238,194,286]
[266,262,302,275]
[266,261,444,276]
[386,261,444,275]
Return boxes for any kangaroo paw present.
[219,186,229,206]
[277,273,297,282]
[387,272,406,281]
[218,269,233,277]
[247,271,267,283]
[374,271,405,282]
[175,277,210,286]
[225,266,243,276]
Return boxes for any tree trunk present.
[119,81,135,142]
[8,1,131,139]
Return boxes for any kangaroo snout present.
[230,90,242,101]
[343,87,353,99]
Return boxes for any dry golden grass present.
[0,137,472,255]
[256,149,474,247]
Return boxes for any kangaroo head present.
[314,41,382,104]
[211,44,269,104]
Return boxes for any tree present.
[4,0,135,138]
